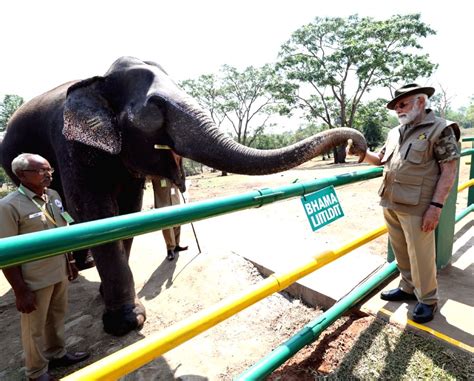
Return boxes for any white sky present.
[0,0,472,109]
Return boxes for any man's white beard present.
[398,105,421,125]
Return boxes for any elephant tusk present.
[347,138,353,150]
[154,144,172,150]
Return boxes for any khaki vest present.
[379,111,458,216]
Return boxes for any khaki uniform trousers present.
[152,179,181,250]
[383,208,439,305]
[21,279,68,379]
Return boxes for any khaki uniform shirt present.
[0,185,68,290]
[152,177,180,207]
[378,110,460,216]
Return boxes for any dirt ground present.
[0,153,471,380]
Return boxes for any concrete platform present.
[360,216,474,353]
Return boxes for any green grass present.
[331,319,473,380]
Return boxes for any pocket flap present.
[410,140,429,151]
[394,173,423,185]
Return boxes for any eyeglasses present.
[23,168,55,175]
[394,97,419,111]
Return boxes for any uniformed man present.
[0,153,89,381]
[350,83,460,323]
[151,175,188,261]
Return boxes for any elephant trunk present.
[166,99,367,175]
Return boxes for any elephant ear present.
[63,77,121,154]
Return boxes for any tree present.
[0,94,24,131]
[275,14,437,163]
[465,97,474,129]
[430,84,454,118]
[180,74,226,129]
[353,99,390,151]
[182,64,289,146]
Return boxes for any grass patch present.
[333,319,473,380]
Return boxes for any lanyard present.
[18,187,58,227]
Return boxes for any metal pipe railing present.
[461,140,474,205]
[460,148,474,156]
[0,166,383,268]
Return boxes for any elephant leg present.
[117,175,145,261]
[92,240,144,336]
[111,175,145,263]
[123,238,134,261]
[56,151,147,336]
[100,176,146,335]
[114,176,147,329]
[59,178,144,335]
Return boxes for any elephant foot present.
[102,302,146,336]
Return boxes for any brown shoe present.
[49,351,90,368]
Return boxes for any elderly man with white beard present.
[349,83,460,323]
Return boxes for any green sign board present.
[301,186,344,231]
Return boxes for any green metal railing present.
[0,167,383,268]
[463,138,474,205]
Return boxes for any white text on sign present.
[301,186,344,232]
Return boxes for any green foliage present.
[275,14,437,130]
[0,166,8,185]
[0,167,14,198]
[180,74,226,128]
[0,94,24,131]
[183,158,203,176]
[353,99,391,150]
[430,92,474,129]
[250,131,295,149]
[464,96,474,128]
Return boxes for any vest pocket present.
[378,172,387,196]
[406,140,429,164]
[392,173,423,205]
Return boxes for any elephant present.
[0,56,367,336]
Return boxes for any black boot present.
[175,245,188,252]
[167,249,175,261]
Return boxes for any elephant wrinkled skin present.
[0,57,367,336]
